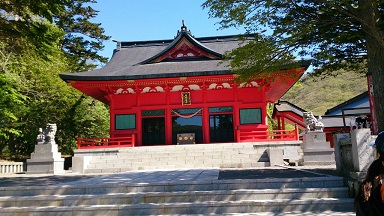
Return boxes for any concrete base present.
[27,142,64,174]
[267,148,284,167]
[351,129,375,173]
[72,156,92,173]
[27,158,64,174]
[349,171,367,181]
[302,132,329,149]
[301,132,335,165]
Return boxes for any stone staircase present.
[73,142,302,173]
[0,171,354,215]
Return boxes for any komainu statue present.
[36,128,45,144]
[43,123,57,144]
[303,112,324,132]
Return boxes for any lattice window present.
[209,107,233,113]
[142,110,165,116]
[172,108,202,115]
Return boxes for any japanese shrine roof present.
[60,26,246,82]
[273,101,307,117]
[324,91,369,115]
[272,100,353,129]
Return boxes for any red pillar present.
[281,117,286,130]
[277,115,281,130]
[203,105,210,143]
[202,83,210,144]
[165,86,173,145]
[165,107,173,145]
[136,109,142,146]
[233,83,240,142]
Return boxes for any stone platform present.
[72,141,303,173]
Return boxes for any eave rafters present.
[67,75,237,89]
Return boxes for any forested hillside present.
[280,70,368,115]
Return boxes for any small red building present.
[60,24,308,148]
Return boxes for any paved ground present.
[0,165,340,187]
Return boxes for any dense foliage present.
[0,0,110,159]
[203,0,384,132]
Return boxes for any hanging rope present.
[171,109,202,118]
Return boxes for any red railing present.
[77,127,298,149]
[77,135,135,149]
[236,127,299,142]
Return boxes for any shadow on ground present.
[218,167,341,180]
[0,175,99,187]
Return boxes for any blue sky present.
[92,0,244,60]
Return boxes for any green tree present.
[55,0,111,72]
[60,96,109,154]
[0,18,69,157]
[202,0,384,131]
[0,1,111,158]
[0,41,27,154]
[0,0,66,56]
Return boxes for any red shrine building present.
[60,24,309,148]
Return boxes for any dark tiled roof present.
[324,91,369,115]
[321,116,353,128]
[139,30,222,64]
[60,35,245,81]
[273,101,307,117]
[272,101,354,128]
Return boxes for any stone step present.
[168,212,356,216]
[84,162,269,173]
[0,187,350,208]
[84,146,270,173]
[0,176,345,197]
[87,156,267,164]
[0,198,354,215]
[87,150,267,159]
[86,160,269,168]
[87,154,268,162]
[74,142,281,173]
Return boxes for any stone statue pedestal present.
[300,132,335,165]
[27,142,64,174]
[27,124,64,174]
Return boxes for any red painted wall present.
[108,80,267,146]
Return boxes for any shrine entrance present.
[142,117,165,145]
[209,114,234,143]
[172,108,203,144]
